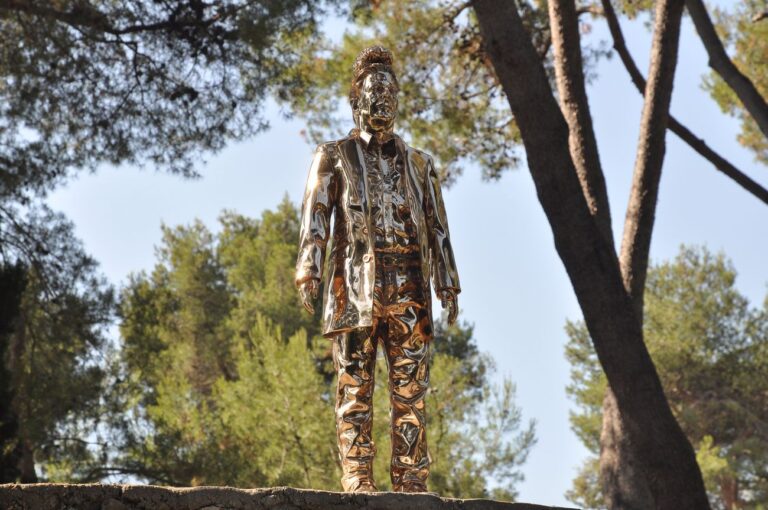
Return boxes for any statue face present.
[356,70,398,133]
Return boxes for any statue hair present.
[349,46,399,114]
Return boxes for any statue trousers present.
[332,252,432,492]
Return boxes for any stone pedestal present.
[0,484,577,510]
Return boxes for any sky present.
[47,8,768,508]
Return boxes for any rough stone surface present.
[0,484,578,510]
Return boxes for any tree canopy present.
[0,0,337,202]
[279,0,533,184]
[0,207,114,482]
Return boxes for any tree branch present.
[577,5,604,17]
[685,0,768,141]
[0,0,223,37]
[670,120,768,204]
[548,0,614,246]
[600,0,768,206]
[442,0,473,26]
[619,0,685,313]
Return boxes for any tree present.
[285,1,768,507]
[0,3,342,345]
[0,206,114,483]
[0,261,27,482]
[0,0,341,202]
[0,4,343,479]
[281,0,532,185]
[114,199,535,495]
[565,246,768,509]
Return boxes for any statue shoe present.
[347,478,378,493]
[394,481,428,493]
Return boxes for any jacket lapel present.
[397,136,425,214]
[337,137,368,214]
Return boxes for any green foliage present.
[134,317,338,487]
[0,8,343,465]
[276,0,623,185]
[218,197,322,341]
[278,0,531,184]
[211,322,337,487]
[703,1,768,165]
[563,319,606,456]
[0,206,114,482]
[432,318,488,394]
[564,246,768,509]
[565,457,605,510]
[610,0,657,19]
[115,199,535,496]
[0,0,337,202]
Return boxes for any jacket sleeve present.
[295,144,336,287]
[424,155,461,294]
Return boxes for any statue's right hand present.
[298,279,319,315]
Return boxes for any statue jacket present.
[295,130,461,338]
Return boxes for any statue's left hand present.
[298,279,319,315]
[439,289,458,325]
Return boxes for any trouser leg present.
[333,326,379,492]
[384,295,432,491]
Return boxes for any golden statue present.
[295,46,460,493]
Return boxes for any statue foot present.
[394,482,428,493]
[348,479,378,493]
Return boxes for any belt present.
[374,251,421,269]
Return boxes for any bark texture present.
[0,484,575,510]
[603,2,688,506]
[548,3,650,500]
[599,390,654,510]
[548,0,614,246]
[600,0,768,206]
[685,0,768,140]
[472,1,711,508]
[619,0,685,312]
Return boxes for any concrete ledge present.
[0,484,577,510]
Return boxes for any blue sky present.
[47,8,767,507]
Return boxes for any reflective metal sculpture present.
[295,46,461,493]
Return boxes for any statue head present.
[349,46,399,134]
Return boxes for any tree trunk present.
[600,389,655,509]
[619,0,684,308]
[472,1,711,508]
[602,1,687,507]
[0,263,26,483]
[547,0,614,246]
[18,439,36,483]
[720,475,738,510]
[547,3,653,501]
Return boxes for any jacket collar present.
[350,128,400,150]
